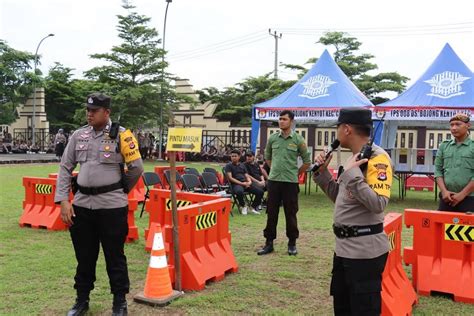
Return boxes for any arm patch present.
[366,154,393,198]
[120,129,141,163]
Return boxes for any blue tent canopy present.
[377,43,473,119]
[375,43,473,148]
[251,49,373,151]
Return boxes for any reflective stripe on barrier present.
[404,209,474,303]
[382,213,418,316]
[144,189,221,252]
[20,177,67,230]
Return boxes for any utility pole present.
[268,29,282,79]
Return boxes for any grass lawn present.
[1,161,473,315]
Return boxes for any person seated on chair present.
[225,149,264,215]
[208,145,218,161]
[19,141,29,153]
[245,151,266,190]
[199,146,209,161]
[245,151,268,210]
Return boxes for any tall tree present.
[44,63,109,131]
[284,32,409,104]
[0,40,35,124]
[85,1,188,128]
[44,63,79,131]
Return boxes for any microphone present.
[311,139,340,172]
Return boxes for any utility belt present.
[76,181,124,195]
[333,223,383,239]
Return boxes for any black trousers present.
[263,180,299,244]
[438,196,474,212]
[70,205,130,296]
[55,142,65,157]
[232,183,264,208]
[331,252,388,316]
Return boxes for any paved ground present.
[0,153,58,164]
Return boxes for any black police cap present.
[86,93,111,109]
[337,108,372,126]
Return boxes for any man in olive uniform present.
[435,113,474,212]
[258,110,311,256]
[313,108,392,316]
[55,93,144,316]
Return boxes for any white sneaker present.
[250,207,261,215]
[241,206,248,215]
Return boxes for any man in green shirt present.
[434,113,474,212]
[257,110,311,256]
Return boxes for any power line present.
[169,35,268,62]
[283,29,473,37]
[167,21,473,62]
[278,21,473,32]
[168,29,266,58]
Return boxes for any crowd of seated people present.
[0,140,37,154]
[186,144,255,163]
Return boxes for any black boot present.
[257,241,274,255]
[67,299,89,316]
[288,241,298,256]
[112,294,128,316]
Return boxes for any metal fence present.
[201,129,251,151]
[13,128,52,151]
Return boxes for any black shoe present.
[257,243,274,255]
[112,301,128,316]
[67,300,89,316]
[288,245,298,256]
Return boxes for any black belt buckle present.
[333,224,350,239]
[333,223,382,239]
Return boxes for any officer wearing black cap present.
[313,108,393,316]
[55,92,144,316]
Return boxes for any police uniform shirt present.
[54,121,144,209]
[313,145,393,259]
[55,133,67,144]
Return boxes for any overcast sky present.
[1,0,473,92]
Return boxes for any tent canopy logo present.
[299,74,336,99]
[424,71,470,99]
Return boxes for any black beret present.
[86,93,111,109]
[337,108,372,126]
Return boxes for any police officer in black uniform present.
[55,93,144,316]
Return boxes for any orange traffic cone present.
[134,223,182,306]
